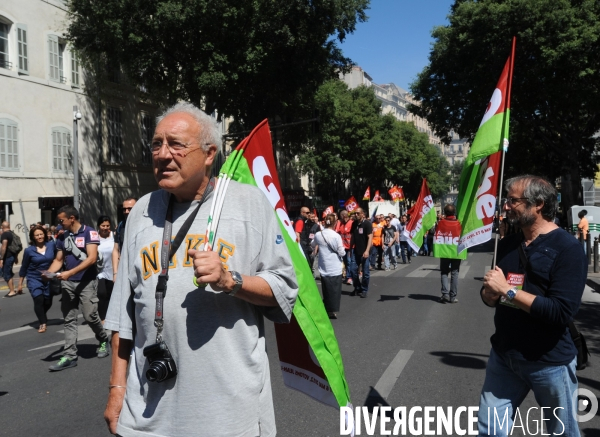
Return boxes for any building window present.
[71,52,80,87]
[0,119,19,170]
[52,127,72,172]
[0,22,10,69]
[48,35,65,83]
[141,113,154,166]
[16,24,27,74]
[108,106,123,163]
[106,61,121,84]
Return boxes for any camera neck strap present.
[155,178,215,342]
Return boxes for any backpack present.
[8,231,23,255]
[64,234,104,271]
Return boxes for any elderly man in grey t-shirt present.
[103,102,298,437]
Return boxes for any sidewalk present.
[586,266,600,294]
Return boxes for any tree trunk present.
[560,164,582,217]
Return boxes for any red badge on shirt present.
[75,237,85,248]
[89,231,100,242]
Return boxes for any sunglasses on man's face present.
[123,207,133,211]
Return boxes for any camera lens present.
[146,361,168,382]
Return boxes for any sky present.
[339,0,455,91]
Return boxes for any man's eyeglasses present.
[151,139,207,155]
[503,197,530,206]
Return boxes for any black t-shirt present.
[1,231,13,259]
[383,226,396,246]
[492,229,587,364]
[351,219,373,255]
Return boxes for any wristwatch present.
[506,287,518,301]
[228,271,243,297]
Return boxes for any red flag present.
[322,205,334,217]
[406,204,416,217]
[312,208,317,216]
[373,190,383,202]
[388,186,402,202]
[397,187,405,201]
[363,186,370,201]
[344,196,359,212]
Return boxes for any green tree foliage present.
[410,0,600,212]
[292,80,450,204]
[66,0,369,127]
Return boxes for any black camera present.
[143,341,177,383]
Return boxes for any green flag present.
[405,179,437,253]
[219,120,352,414]
[457,41,515,253]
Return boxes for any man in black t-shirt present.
[0,221,17,298]
[349,208,373,298]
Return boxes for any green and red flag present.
[404,179,437,253]
[219,120,353,420]
[457,39,516,253]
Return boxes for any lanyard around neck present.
[154,179,215,342]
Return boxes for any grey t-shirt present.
[105,181,298,437]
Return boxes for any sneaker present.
[328,312,338,319]
[392,264,397,270]
[440,295,450,304]
[359,292,367,298]
[49,357,78,372]
[408,260,411,264]
[97,341,110,359]
[385,267,390,271]
[450,297,459,304]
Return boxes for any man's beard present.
[508,208,536,227]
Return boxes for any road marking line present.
[406,264,438,278]
[459,265,471,279]
[0,314,81,338]
[374,349,414,400]
[0,326,33,337]
[28,325,95,351]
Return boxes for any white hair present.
[156,102,222,152]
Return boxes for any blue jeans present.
[440,258,461,299]
[343,249,356,280]
[383,245,397,269]
[351,251,370,294]
[2,255,15,282]
[478,348,580,437]
[399,241,411,263]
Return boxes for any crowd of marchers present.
[294,206,458,318]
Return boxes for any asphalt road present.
[1,243,599,437]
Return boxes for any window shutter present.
[48,35,59,81]
[16,24,28,74]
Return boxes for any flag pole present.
[491,36,516,269]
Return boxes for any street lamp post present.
[73,106,82,210]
